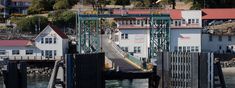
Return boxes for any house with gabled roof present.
[0,25,69,60]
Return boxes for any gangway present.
[76,12,171,71]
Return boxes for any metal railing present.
[127,53,143,67]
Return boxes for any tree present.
[115,0,131,8]
[53,0,70,10]
[49,10,76,28]
[28,0,53,14]
[16,16,48,33]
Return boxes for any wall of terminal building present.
[202,34,235,53]
[115,29,149,59]
[170,28,202,52]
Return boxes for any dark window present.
[121,34,124,39]
[209,35,213,41]
[188,19,191,24]
[196,19,199,23]
[45,50,52,58]
[125,34,128,39]
[45,38,49,44]
[218,36,222,41]
[54,38,56,43]
[54,50,56,56]
[41,38,44,44]
[26,50,33,55]
[195,46,199,52]
[179,46,182,52]
[41,50,44,56]
[49,38,52,44]
[192,19,195,23]
[228,36,232,41]
[182,19,185,24]
[0,50,6,55]
[12,50,19,55]
[134,47,141,53]
[191,46,195,52]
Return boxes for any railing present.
[0,56,63,61]
[127,53,143,67]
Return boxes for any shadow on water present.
[0,76,50,88]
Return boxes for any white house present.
[170,10,202,52]
[113,9,202,59]
[0,25,69,60]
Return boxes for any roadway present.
[101,35,141,72]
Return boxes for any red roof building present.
[113,9,182,20]
[0,40,32,47]
[202,8,235,20]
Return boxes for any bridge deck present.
[101,35,141,72]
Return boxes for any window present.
[26,50,33,55]
[145,19,148,24]
[125,47,128,52]
[183,46,186,52]
[122,47,128,52]
[192,19,195,23]
[228,36,232,41]
[12,50,19,55]
[0,50,6,55]
[41,38,44,44]
[188,19,191,24]
[49,38,52,44]
[195,46,199,52]
[54,50,56,56]
[191,46,195,52]
[182,19,185,24]
[41,50,44,56]
[179,46,182,52]
[175,21,178,26]
[196,19,199,23]
[45,50,52,58]
[54,38,56,43]
[134,47,141,53]
[125,34,128,39]
[121,34,124,39]
[130,20,133,25]
[137,20,140,25]
[45,38,49,44]
[218,36,222,41]
[209,35,213,41]
[187,46,190,52]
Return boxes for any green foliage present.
[49,10,76,28]
[16,16,48,33]
[28,0,53,14]
[115,0,131,8]
[53,0,70,10]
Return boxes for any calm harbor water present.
[0,70,234,88]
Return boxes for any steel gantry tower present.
[76,12,171,60]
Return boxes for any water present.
[0,76,50,88]
[0,76,148,88]
[0,72,234,88]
